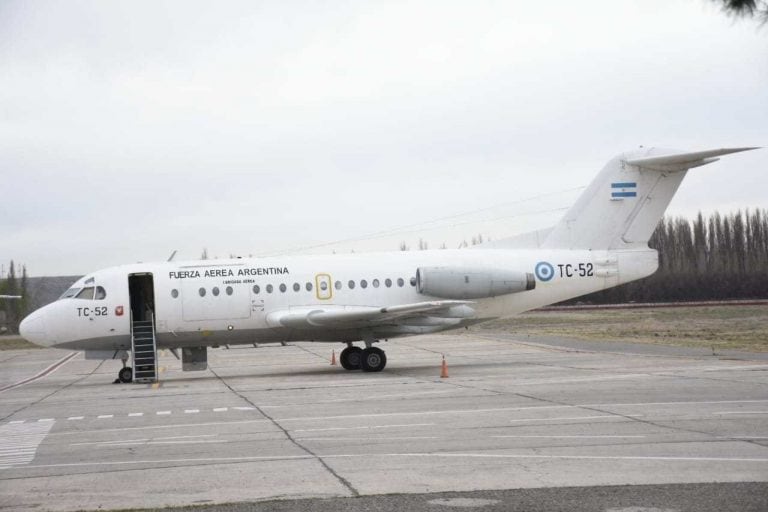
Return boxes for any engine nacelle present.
[416,266,535,300]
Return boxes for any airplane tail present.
[540,147,758,250]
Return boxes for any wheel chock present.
[440,355,449,378]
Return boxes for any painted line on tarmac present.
[715,411,768,415]
[13,451,768,471]
[0,352,78,394]
[294,423,434,433]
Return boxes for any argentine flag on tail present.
[611,182,637,199]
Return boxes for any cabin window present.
[95,286,107,300]
[76,287,94,300]
[199,287,206,297]
[410,277,416,286]
[171,289,179,298]
[212,287,220,296]
[320,281,328,291]
[360,279,368,289]
[306,282,313,291]
[253,285,260,294]
[385,278,392,288]
[334,280,342,290]
[226,286,233,296]
[279,283,287,293]
[348,280,356,289]
[293,283,300,292]
[372,279,380,288]
[266,284,274,293]
[397,278,404,287]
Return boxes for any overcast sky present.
[1,0,765,276]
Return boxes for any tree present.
[716,0,768,22]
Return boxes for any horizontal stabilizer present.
[624,147,758,171]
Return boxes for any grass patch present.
[479,305,768,352]
[0,335,41,350]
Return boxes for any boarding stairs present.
[131,314,158,383]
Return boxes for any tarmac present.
[1,332,767,511]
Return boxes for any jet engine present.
[416,266,535,300]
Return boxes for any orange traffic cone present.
[440,355,449,378]
[331,350,337,366]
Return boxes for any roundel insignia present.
[534,261,555,282]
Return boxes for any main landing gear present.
[340,343,387,372]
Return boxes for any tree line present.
[573,209,768,304]
[0,261,29,334]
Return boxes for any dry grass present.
[480,305,768,352]
[0,335,41,351]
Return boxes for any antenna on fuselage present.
[167,250,178,262]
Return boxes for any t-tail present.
[540,147,758,251]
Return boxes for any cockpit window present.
[95,286,107,300]
[59,287,81,299]
[75,287,95,300]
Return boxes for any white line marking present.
[67,417,84,421]
[0,420,55,468]
[0,352,78,394]
[233,407,255,411]
[509,415,621,423]
[37,418,54,422]
[184,409,200,414]
[715,411,768,415]
[128,413,143,417]
[213,407,228,412]
[294,423,434,433]
[97,415,113,419]
[8,421,24,424]
[15,451,768,471]
[156,411,171,415]
[492,435,647,439]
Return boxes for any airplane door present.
[315,274,333,300]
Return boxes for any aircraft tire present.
[340,346,363,370]
[118,367,133,383]
[361,347,386,372]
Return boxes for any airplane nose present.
[19,311,49,347]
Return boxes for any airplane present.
[19,146,757,383]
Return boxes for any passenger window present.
[212,287,220,296]
[385,278,392,288]
[348,280,356,289]
[306,282,313,291]
[320,281,328,291]
[253,285,260,294]
[360,280,368,289]
[293,283,300,292]
[279,283,287,293]
[372,279,380,288]
[95,286,107,300]
[266,284,274,293]
[226,286,233,296]
[334,280,342,290]
[76,287,94,300]
[171,289,179,299]
[397,278,404,287]
[410,277,416,286]
[199,287,206,297]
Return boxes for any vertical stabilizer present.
[541,147,757,250]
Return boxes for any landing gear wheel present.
[118,366,133,383]
[340,346,363,370]
[361,347,387,372]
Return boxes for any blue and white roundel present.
[535,261,555,282]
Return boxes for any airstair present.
[131,314,158,383]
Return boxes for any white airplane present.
[19,147,756,383]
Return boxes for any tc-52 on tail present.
[20,147,757,382]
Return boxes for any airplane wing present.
[267,300,475,329]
